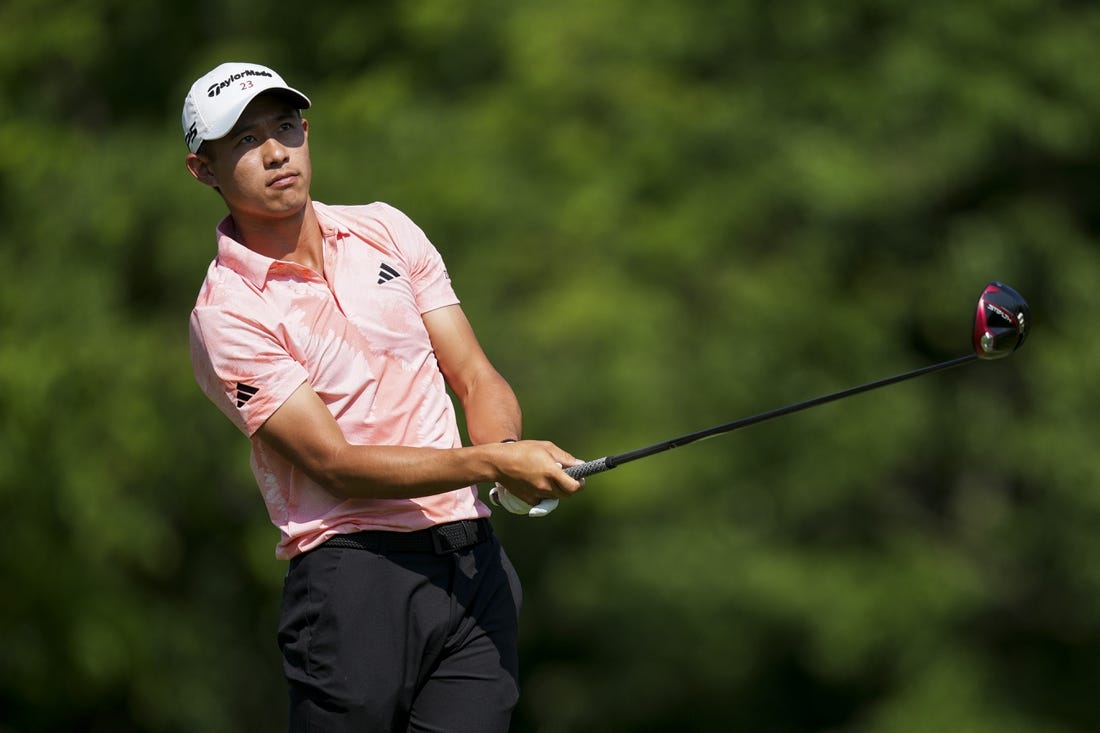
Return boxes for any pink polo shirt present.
[189,201,489,559]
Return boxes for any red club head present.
[973,282,1030,360]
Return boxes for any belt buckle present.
[432,520,478,554]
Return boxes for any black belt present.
[321,518,491,555]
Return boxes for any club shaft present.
[564,353,978,480]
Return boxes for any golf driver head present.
[973,281,1029,359]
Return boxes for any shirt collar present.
[313,203,351,244]
[214,203,351,289]
[214,216,274,289]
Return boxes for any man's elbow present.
[303,444,359,499]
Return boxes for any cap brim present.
[203,86,312,144]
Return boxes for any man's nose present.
[262,136,289,166]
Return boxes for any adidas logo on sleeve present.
[235,382,259,408]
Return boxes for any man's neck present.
[231,200,325,274]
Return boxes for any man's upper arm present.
[190,300,310,438]
[422,305,497,400]
[423,304,521,446]
[255,381,348,481]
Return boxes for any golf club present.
[561,281,1029,481]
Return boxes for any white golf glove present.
[489,484,559,517]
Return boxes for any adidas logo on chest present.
[377,262,402,285]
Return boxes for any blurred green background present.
[2,0,1098,731]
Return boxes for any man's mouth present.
[268,171,299,188]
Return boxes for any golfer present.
[182,61,583,732]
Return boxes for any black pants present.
[278,522,522,732]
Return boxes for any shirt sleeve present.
[373,203,460,314]
[190,304,309,437]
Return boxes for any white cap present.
[182,62,311,154]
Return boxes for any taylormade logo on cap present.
[205,67,274,97]
[182,62,311,154]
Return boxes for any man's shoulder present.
[313,199,401,218]
[313,200,413,231]
[192,256,265,314]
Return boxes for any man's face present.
[192,93,312,221]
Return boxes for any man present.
[182,61,583,732]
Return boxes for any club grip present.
[565,457,612,480]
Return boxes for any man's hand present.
[489,440,585,516]
[490,484,558,516]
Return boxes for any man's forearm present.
[317,438,574,503]
[320,443,508,500]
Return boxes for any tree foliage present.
[2,1,1098,731]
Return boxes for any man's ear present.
[186,153,218,188]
